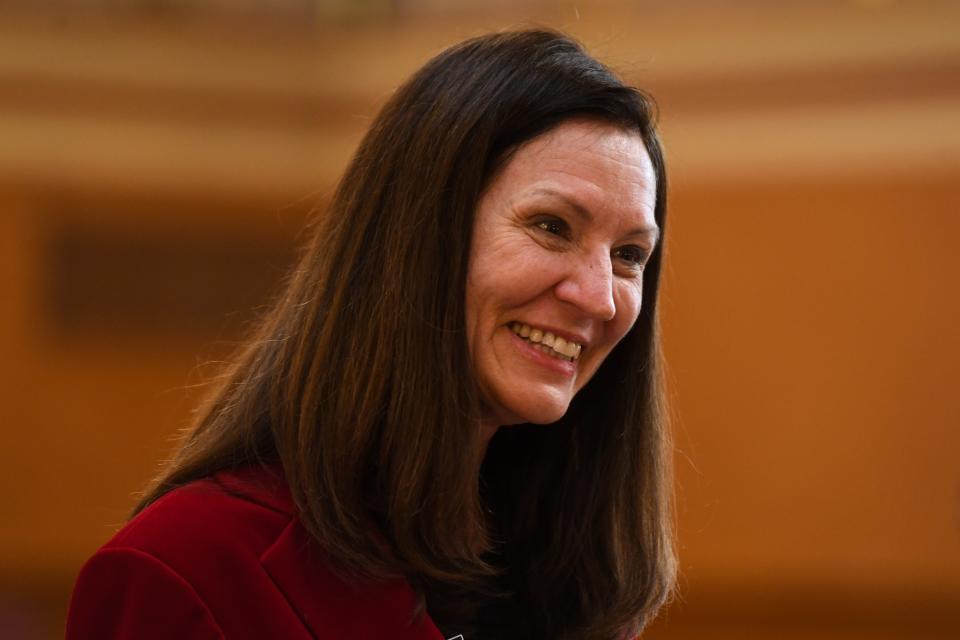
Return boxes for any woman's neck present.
[480,420,500,456]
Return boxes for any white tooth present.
[554,337,568,353]
[529,328,543,343]
[519,324,531,338]
[573,344,582,358]
[542,332,555,347]
[511,322,521,334]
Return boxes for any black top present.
[433,592,532,640]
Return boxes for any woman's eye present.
[614,245,648,267]
[535,218,569,238]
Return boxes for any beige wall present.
[0,2,957,638]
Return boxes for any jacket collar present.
[212,462,294,514]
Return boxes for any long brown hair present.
[136,29,674,639]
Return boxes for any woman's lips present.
[508,329,576,377]
[508,322,583,360]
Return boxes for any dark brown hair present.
[136,29,674,639]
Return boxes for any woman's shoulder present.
[67,464,315,639]
[106,463,296,563]
[68,464,445,639]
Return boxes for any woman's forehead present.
[492,120,658,229]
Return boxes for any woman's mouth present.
[509,322,582,362]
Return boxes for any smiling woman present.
[467,119,660,432]
[66,30,674,640]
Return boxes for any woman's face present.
[466,119,659,427]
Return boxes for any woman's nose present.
[553,254,616,321]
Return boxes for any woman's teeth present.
[509,323,582,362]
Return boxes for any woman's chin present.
[503,396,571,426]
[480,382,573,427]
[522,406,568,425]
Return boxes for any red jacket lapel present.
[260,518,445,639]
[214,465,444,639]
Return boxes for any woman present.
[67,29,674,640]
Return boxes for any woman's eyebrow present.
[528,187,659,243]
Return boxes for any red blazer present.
[66,465,446,639]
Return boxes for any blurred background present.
[1,0,958,638]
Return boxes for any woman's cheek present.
[614,281,644,329]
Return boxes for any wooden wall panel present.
[656,172,960,636]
